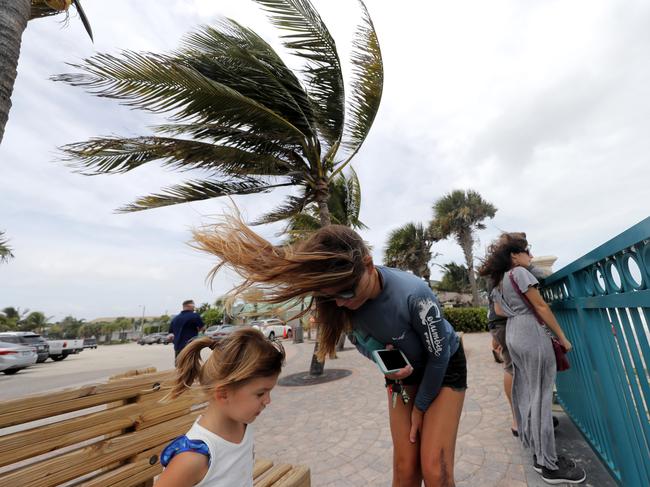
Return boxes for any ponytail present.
[167,336,216,400]
[165,329,285,402]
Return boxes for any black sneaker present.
[541,461,586,484]
[533,455,575,474]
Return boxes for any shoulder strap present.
[508,270,545,327]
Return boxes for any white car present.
[0,340,38,374]
[251,319,292,340]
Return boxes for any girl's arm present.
[154,452,209,487]
[525,287,573,352]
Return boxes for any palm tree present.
[0,231,14,262]
[384,222,437,283]
[431,190,497,306]
[0,0,92,144]
[283,167,367,243]
[21,311,52,333]
[55,0,383,228]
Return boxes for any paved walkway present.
[254,332,525,486]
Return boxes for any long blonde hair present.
[192,214,370,360]
[168,328,285,400]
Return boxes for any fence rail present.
[541,217,650,487]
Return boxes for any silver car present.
[0,340,38,375]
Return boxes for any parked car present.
[251,319,293,340]
[83,337,98,349]
[69,339,84,354]
[207,324,238,340]
[47,340,72,361]
[0,332,50,363]
[138,333,171,345]
[0,340,38,374]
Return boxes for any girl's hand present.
[384,344,413,380]
[560,336,573,352]
[409,407,424,443]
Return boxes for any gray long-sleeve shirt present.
[350,266,460,412]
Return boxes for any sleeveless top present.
[161,417,254,487]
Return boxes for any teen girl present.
[192,217,467,486]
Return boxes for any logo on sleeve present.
[417,298,444,357]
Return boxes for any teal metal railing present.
[540,217,650,486]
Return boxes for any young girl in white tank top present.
[155,329,285,487]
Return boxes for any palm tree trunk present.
[308,177,331,376]
[0,0,30,145]
[460,232,480,306]
[314,178,331,227]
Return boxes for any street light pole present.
[139,305,145,333]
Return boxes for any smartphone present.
[372,349,411,375]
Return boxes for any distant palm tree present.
[283,168,367,243]
[21,311,52,333]
[0,231,14,263]
[0,0,92,144]
[55,0,383,228]
[431,190,497,306]
[384,222,437,283]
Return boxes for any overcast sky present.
[1,0,648,321]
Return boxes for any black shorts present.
[386,340,468,391]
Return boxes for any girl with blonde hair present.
[155,328,285,487]
[192,215,467,487]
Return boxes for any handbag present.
[508,271,570,372]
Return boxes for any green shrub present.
[443,307,488,333]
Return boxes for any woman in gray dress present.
[479,233,586,484]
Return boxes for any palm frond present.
[251,194,311,226]
[339,0,383,163]
[30,1,93,41]
[53,52,309,146]
[117,177,295,213]
[252,0,345,147]
[156,123,308,167]
[0,232,14,263]
[180,21,317,138]
[61,136,294,176]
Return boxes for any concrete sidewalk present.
[254,332,616,487]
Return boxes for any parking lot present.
[0,342,177,401]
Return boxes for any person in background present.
[168,299,205,363]
[480,233,586,485]
[485,232,558,438]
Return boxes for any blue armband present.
[161,435,211,467]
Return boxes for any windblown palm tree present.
[0,0,92,144]
[283,167,367,243]
[55,0,383,228]
[431,190,497,306]
[0,231,14,263]
[384,222,437,284]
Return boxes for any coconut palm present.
[384,222,437,284]
[55,0,383,228]
[431,190,497,306]
[0,231,13,262]
[0,0,92,144]
[21,311,52,333]
[283,167,367,243]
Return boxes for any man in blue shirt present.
[168,299,205,362]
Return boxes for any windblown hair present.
[168,328,285,400]
[192,214,370,360]
[478,232,529,285]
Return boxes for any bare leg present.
[420,387,465,487]
[387,385,422,487]
[504,371,517,430]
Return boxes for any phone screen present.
[376,350,407,371]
